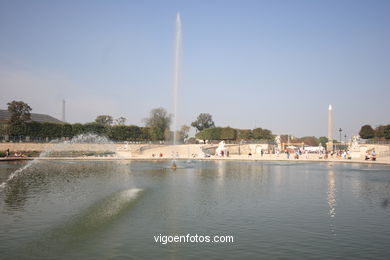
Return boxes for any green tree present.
[127,125,142,140]
[252,128,273,140]
[191,113,215,132]
[115,117,126,125]
[72,123,85,136]
[196,127,223,143]
[7,101,32,126]
[221,127,237,141]
[144,108,171,141]
[178,125,190,143]
[318,136,328,146]
[95,115,113,126]
[25,122,42,138]
[61,124,73,138]
[359,125,375,139]
[140,127,151,141]
[108,125,130,141]
[195,128,213,143]
[237,129,252,140]
[8,124,27,137]
[374,125,385,139]
[39,122,63,139]
[384,125,390,139]
[84,122,107,135]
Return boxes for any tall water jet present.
[171,12,181,168]
[172,12,181,148]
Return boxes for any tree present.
[84,122,107,135]
[127,125,142,140]
[108,125,130,141]
[72,123,85,136]
[115,117,126,125]
[140,127,151,141]
[374,125,385,139]
[195,127,223,143]
[95,115,113,126]
[221,127,237,141]
[299,136,319,146]
[359,125,375,139]
[252,128,273,140]
[196,128,213,143]
[61,124,73,138]
[144,108,171,141]
[384,125,390,139]
[191,113,215,132]
[237,129,252,140]
[7,101,32,125]
[178,125,190,143]
[318,136,328,146]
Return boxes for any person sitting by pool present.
[371,151,376,161]
[365,152,370,160]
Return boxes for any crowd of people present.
[2,148,26,158]
[282,147,378,161]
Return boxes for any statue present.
[216,141,226,156]
[351,135,360,151]
[275,135,282,151]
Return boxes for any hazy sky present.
[1,0,389,138]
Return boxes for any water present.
[0,160,389,259]
[0,133,115,189]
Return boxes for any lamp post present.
[339,128,342,143]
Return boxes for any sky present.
[0,0,389,138]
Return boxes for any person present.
[261,150,264,157]
[371,150,376,161]
[286,150,290,159]
[304,150,309,159]
[365,152,370,160]
[248,152,252,157]
[6,148,10,157]
[159,153,163,158]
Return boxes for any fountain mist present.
[172,12,181,147]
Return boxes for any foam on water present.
[26,188,143,255]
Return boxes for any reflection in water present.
[217,160,226,182]
[327,168,336,218]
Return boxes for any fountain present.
[0,133,116,189]
[171,12,181,169]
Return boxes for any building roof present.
[0,109,63,124]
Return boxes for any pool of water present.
[0,160,389,259]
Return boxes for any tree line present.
[359,124,390,140]
[195,127,274,143]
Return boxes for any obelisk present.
[327,105,333,151]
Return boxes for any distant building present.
[0,109,63,126]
